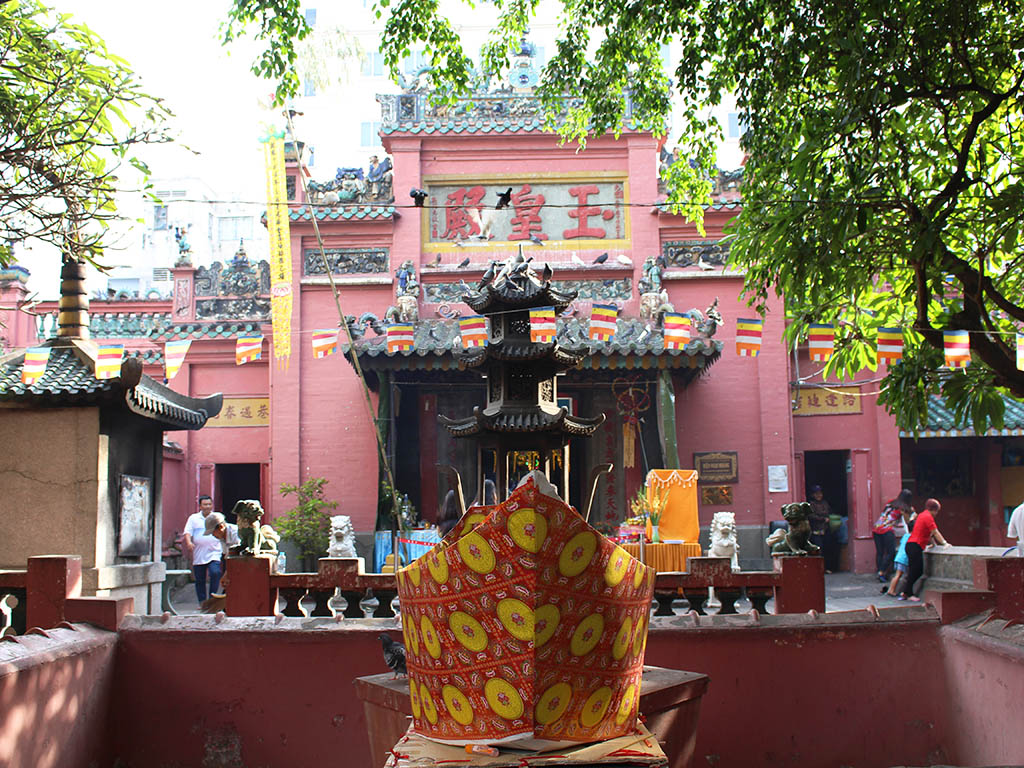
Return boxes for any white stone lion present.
[327,515,357,558]
[709,511,740,571]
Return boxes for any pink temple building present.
[2,77,1021,574]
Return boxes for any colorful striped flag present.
[95,344,124,380]
[943,330,970,369]
[589,303,619,341]
[459,316,489,349]
[529,306,556,343]
[387,323,415,353]
[311,329,339,359]
[21,346,51,385]
[808,323,835,362]
[735,318,763,357]
[164,339,191,381]
[663,313,691,350]
[876,327,904,364]
[1018,333,1024,371]
[236,335,263,365]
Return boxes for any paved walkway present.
[168,568,904,617]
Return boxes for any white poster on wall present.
[767,464,789,493]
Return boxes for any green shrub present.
[276,478,337,560]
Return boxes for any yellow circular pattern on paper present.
[407,564,422,587]
[497,598,534,642]
[427,549,449,584]
[570,613,605,657]
[605,546,630,587]
[420,614,442,659]
[442,684,474,726]
[633,561,647,589]
[615,683,638,724]
[580,686,613,728]
[612,616,633,660]
[460,512,487,537]
[632,617,646,657]
[449,610,488,653]
[484,678,524,720]
[457,531,496,574]
[535,682,572,725]
[558,531,597,577]
[507,508,548,553]
[420,682,438,724]
[410,680,422,720]
[534,603,560,647]
[404,614,420,656]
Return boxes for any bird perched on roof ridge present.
[457,256,471,268]
[593,252,608,264]
[616,254,632,267]
[529,234,545,246]
[409,188,428,207]
[379,633,407,678]
[495,187,513,210]
[571,252,585,267]
[479,260,497,288]
[541,263,553,283]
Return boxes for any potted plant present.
[276,478,337,571]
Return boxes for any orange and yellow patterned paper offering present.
[396,477,656,747]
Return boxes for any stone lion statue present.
[327,515,357,558]
[708,511,740,571]
[771,502,821,556]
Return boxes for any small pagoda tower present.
[439,253,605,502]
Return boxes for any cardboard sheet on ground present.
[384,721,668,767]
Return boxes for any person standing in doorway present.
[807,485,838,573]
[873,489,913,582]
[900,498,951,601]
[183,495,223,604]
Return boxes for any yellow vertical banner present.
[263,134,292,367]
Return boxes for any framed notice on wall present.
[118,474,152,557]
[693,451,739,484]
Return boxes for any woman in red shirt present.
[900,498,951,601]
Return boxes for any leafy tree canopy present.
[0,0,171,267]
[225,0,1024,434]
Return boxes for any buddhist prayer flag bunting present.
[311,329,339,358]
[387,323,415,353]
[808,323,835,362]
[876,328,904,364]
[529,306,556,342]
[663,313,691,350]
[735,318,763,357]
[943,330,970,368]
[236,335,263,365]
[589,303,619,341]
[95,344,124,380]
[459,316,489,349]
[164,339,191,381]
[1018,333,1024,371]
[21,346,51,385]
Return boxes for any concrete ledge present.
[65,597,134,632]
[83,561,166,591]
[923,588,996,624]
[0,623,116,671]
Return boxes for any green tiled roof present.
[148,322,263,341]
[380,119,551,136]
[288,205,397,222]
[347,317,723,371]
[900,394,1024,437]
[0,346,111,398]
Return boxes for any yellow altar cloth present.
[622,541,703,572]
[645,469,700,543]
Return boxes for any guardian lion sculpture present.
[327,515,357,558]
[708,511,740,571]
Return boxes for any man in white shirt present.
[1008,501,1024,557]
[182,495,223,603]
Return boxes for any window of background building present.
[218,216,253,242]
[362,51,385,77]
[361,121,382,147]
[727,112,743,139]
[153,205,168,230]
[403,50,428,75]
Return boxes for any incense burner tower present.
[439,256,605,501]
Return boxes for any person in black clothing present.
[807,484,839,573]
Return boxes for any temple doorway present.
[216,463,262,523]
[803,450,850,570]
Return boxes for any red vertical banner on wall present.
[263,132,292,368]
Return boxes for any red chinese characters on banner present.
[509,184,547,241]
[442,186,486,240]
[564,185,615,240]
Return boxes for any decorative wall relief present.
[195,298,271,321]
[662,239,730,268]
[424,278,631,304]
[194,260,271,297]
[118,474,152,557]
[174,277,191,318]
[303,247,389,275]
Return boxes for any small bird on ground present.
[495,187,513,209]
[616,254,632,267]
[409,188,428,207]
[571,252,585,267]
[458,256,471,268]
[380,633,407,678]
[593,252,609,265]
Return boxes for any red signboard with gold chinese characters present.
[396,477,655,747]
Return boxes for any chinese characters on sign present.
[792,386,862,416]
[693,451,739,484]
[427,180,628,245]
[205,397,270,428]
